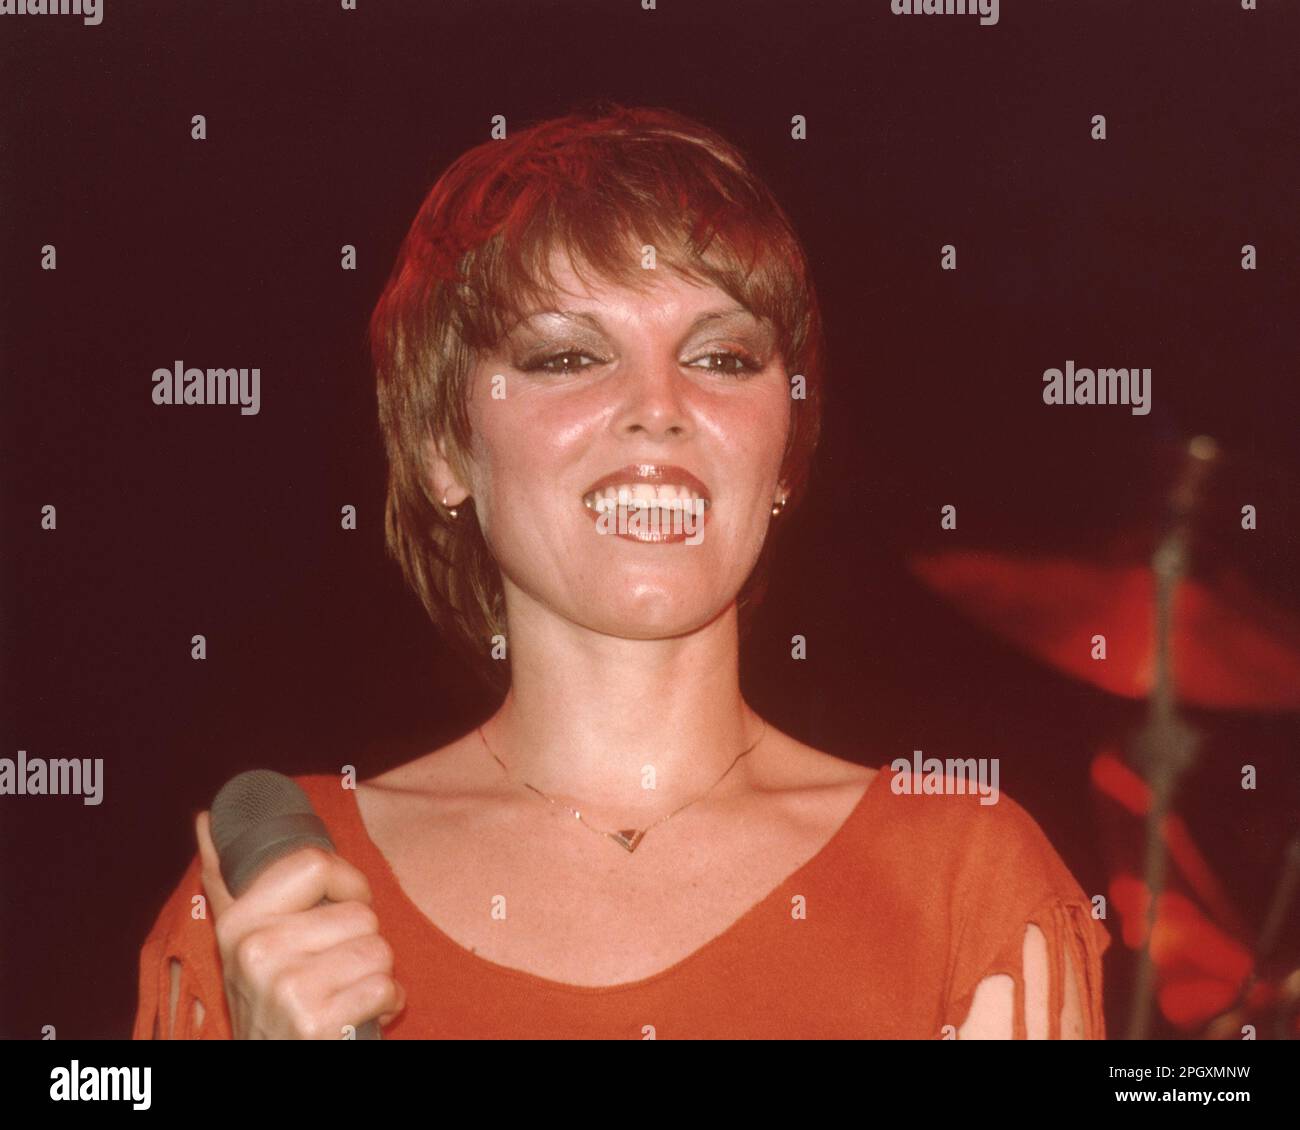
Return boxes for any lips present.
[579,463,711,544]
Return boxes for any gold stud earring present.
[442,493,460,520]
[771,494,788,517]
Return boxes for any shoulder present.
[865,760,1110,1036]
[873,756,1056,847]
[866,757,1092,914]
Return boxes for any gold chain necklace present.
[477,720,768,853]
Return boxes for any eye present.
[522,350,602,374]
[520,347,763,376]
[690,350,763,376]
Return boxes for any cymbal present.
[908,549,1300,710]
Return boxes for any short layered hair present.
[369,103,826,689]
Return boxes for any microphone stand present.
[1125,439,1215,1041]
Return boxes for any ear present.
[425,433,471,507]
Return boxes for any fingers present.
[196,810,235,919]
[313,932,404,1034]
[328,972,406,1038]
[238,900,382,965]
[252,845,373,914]
[239,931,405,1040]
[377,981,408,1029]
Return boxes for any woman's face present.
[449,252,792,640]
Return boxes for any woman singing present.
[134,104,1109,1040]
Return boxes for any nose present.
[611,351,692,441]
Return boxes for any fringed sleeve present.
[944,896,1109,1038]
[133,850,233,1040]
[940,791,1112,1039]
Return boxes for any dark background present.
[2,0,1297,1039]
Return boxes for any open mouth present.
[580,464,711,544]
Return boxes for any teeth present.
[582,483,710,511]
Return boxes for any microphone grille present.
[210,769,318,858]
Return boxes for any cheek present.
[705,386,792,479]
[470,395,596,523]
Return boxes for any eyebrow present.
[513,305,762,335]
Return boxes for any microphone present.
[210,770,381,1040]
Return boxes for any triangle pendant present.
[608,828,646,853]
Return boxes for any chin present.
[584,586,728,640]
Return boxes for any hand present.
[195,809,406,1039]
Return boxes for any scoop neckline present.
[337,763,890,996]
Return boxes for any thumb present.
[195,810,236,919]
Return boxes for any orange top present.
[134,765,1111,1039]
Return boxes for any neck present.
[480,595,762,820]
